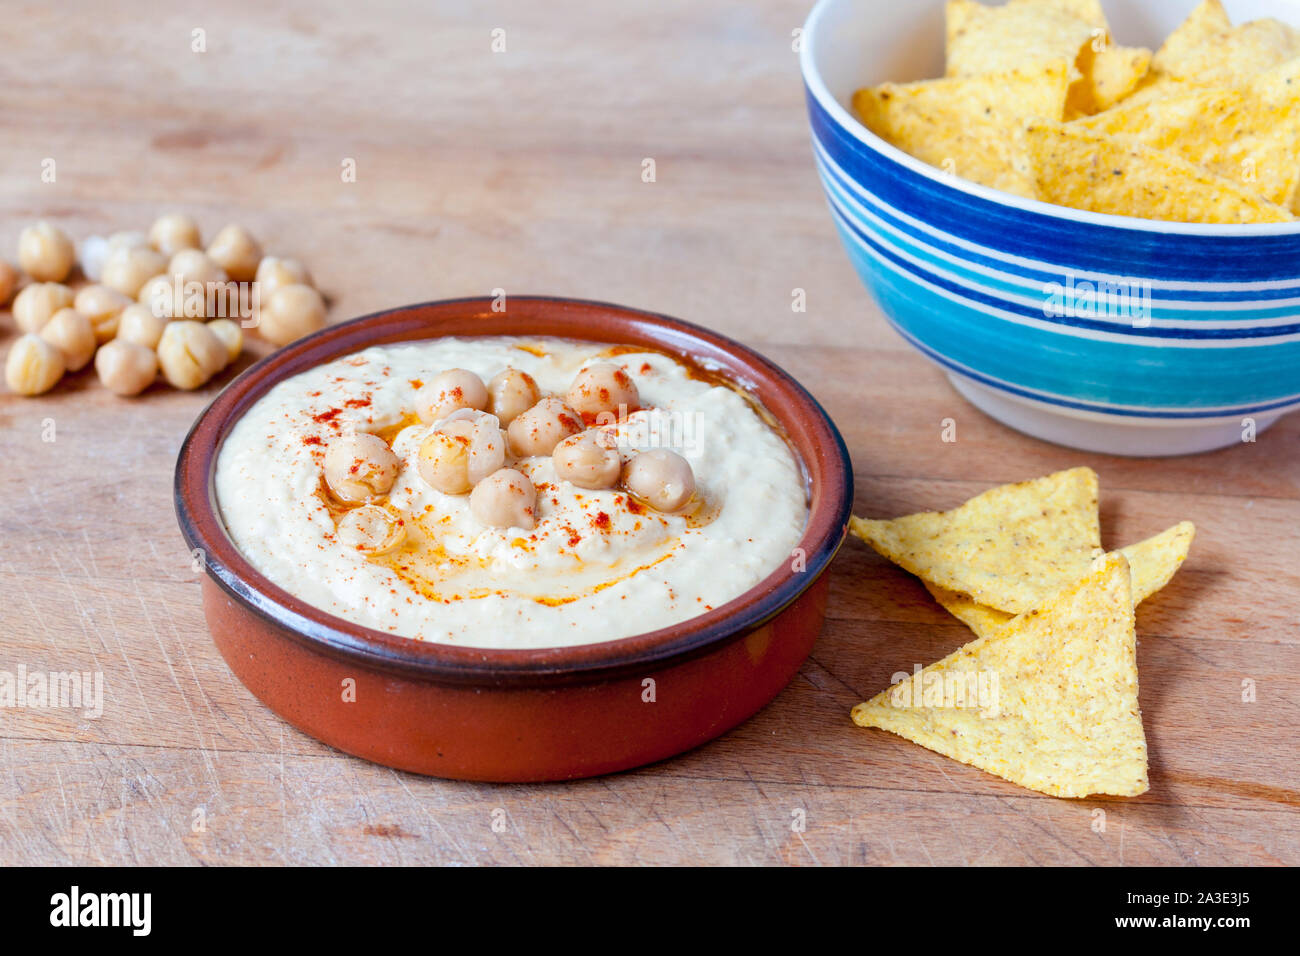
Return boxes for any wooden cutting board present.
[1,0,1296,865]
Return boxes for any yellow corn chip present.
[1073,75,1300,214]
[1125,520,1197,603]
[1025,123,1295,223]
[1153,0,1300,85]
[1154,0,1233,70]
[1252,56,1300,211]
[853,552,1148,798]
[945,0,1094,78]
[924,581,1019,639]
[1077,42,1153,112]
[850,467,1101,614]
[1109,73,1197,110]
[946,0,1140,119]
[927,521,1196,638]
[852,63,1070,197]
[1010,0,1105,30]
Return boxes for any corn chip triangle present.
[852,552,1149,798]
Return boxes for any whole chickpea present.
[416,419,475,494]
[39,308,96,372]
[74,284,133,343]
[117,304,169,349]
[94,340,158,397]
[567,362,640,421]
[258,283,325,346]
[506,397,583,457]
[18,222,76,282]
[465,412,507,485]
[5,334,65,395]
[470,468,537,530]
[137,274,183,319]
[206,224,262,282]
[416,368,489,424]
[168,249,228,289]
[149,213,201,257]
[336,504,407,556]
[0,261,18,306]
[206,318,243,363]
[254,256,312,300]
[101,245,168,297]
[80,232,149,283]
[624,449,696,513]
[323,432,401,502]
[12,282,75,334]
[487,367,541,425]
[552,430,622,490]
[157,320,227,390]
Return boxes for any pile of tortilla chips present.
[852,0,1300,223]
[849,467,1195,798]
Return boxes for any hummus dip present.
[215,336,808,648]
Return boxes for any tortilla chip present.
[1252,57,1300,211]
[946,0,1151,119]
[1110,72,1197,110]
[850,467,1101,614]
[1153,0,1300,85]
[1078,42,1153,112]
[852,63,1070,196]
[927,521,1196,639]
[1025,122,1295,223]
[853,552,1149,798]
[1072,74,1300,216]
[1125,520,1197,603]
[945,0,1094,78]
[1010,0,1105,30]
[1153,0,1233,75]
[924,582,1020,639]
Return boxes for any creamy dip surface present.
[215,336,808,648]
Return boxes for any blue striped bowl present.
[801,0,1300,455]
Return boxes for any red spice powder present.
[593,511,611,532]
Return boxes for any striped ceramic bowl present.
[801,0,1300,455]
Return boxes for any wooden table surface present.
[2,0,1297,866]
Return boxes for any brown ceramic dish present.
[175,296,853,781]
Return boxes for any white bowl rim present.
[800,0,1300,239]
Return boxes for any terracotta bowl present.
[175,297,853,781]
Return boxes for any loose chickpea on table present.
[39,309,96,372]
[5,334,66,396]
[18,222,76,283]
[95,340,159,397]
[2,215,328,397]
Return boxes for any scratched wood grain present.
[0,0,1297,866]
